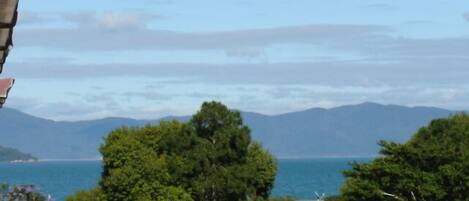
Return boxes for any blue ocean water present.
[0,158,370,201]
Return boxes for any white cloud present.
[15,24,389,50]
[98,12,145,30]
[13,22,469,62]
[61,11,161,31]
[10,81,469,121]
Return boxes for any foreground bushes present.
[68,102,277,201]
[266,197,295,201]
[340,114,469,201]
[67,188,105,201]
[0,184,47,201]
[324,195,342,201]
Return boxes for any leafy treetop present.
[340,114,469,201]
[67,101,277,201]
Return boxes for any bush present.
[66,188,105,201]
[267,197,296,201]
[0,184,47,201]
[325,195,343,201]
[340,114,469,201]
[68,101,277,201]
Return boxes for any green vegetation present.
[340,114,469,201]
[324,195,343,201]
[0,184,47,201]
[266,197,295,201]
[67,188,105,201]
[0,146,36,162]
[67,101,277,201]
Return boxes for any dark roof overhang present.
[0,0,19,73]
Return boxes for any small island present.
[0,145,37,163]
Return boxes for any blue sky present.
[4,0,469,120]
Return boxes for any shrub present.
[66,188,105,201]
[267,197,296,201]
[0,184,47,201]
[325,195,343,201]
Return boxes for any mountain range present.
[0,102,456,159]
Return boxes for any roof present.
[0,0,19,73]
[0,78,14,107]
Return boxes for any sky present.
[3,0,469,120]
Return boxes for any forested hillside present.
[0,145,36,162]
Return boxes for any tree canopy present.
[340,114,469,201]
[67,101,277,201]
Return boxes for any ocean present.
[0,158,370,201]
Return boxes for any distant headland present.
[0,145,37,163]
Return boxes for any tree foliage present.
[68,101,277,201]
[341,114,469,201]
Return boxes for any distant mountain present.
[0,108,152,159]
[244,102,454,158]
[0,103,455,159]
[0,145,36,162]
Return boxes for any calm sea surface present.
[0,158,370,201]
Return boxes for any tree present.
[99,124,193,201]
[68,101,277,201]
[247,142,277,199]
[340,114,469,201]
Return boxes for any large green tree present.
[68,101,277,201]
[340,114,469,201]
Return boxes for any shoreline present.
[0,157,375,164]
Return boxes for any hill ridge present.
[0,102,455,159]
